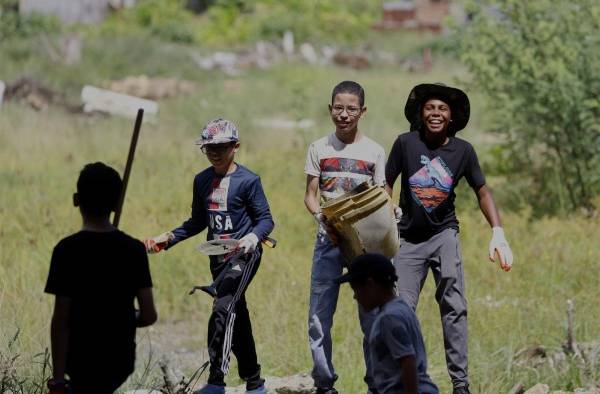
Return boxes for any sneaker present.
[245,384,267,394]
[316,388,338,394]
[193,383,226,394]
[453,386,470,394]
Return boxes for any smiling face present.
[202,142,239,174]
[329,92,366,142]
[421,98,452,136]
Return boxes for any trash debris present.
[190,51,241,76]
[106,75,196,100]
[187,31,434,74]
[4,78,65,111]
[0,80,5,108]
[282,30,295,56]
[226,373,314,394]
[81,85,158,119]
[299,43,318,65]
[524,384,550,394]
[332,50,371,70]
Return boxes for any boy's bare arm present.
[50,296,71,380]
[384,184,393,197]
[304,175,321,215]
[399,355,419,394]
[136,287,157,327]
[475,185,501,227]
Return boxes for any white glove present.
[238,233,259,254]
[143,231,174,254]
[489,227,513,271]
[313,211,328,235]
[394,205,403,223]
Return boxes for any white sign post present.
[0,80,5,108]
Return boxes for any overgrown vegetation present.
[458,0,600,216]
[1,1,600,392]
[0,0,61,40]
[98,0,379,46]
[0,330,51,394]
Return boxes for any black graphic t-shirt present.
[385,131,485,241]
[45,230,152,378]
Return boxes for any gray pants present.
[393,228,469,389]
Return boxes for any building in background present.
[375,0,466,33]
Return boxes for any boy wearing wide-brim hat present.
[385,83,514,394]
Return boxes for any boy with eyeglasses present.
[144,118,274,394]
[304,81,386,394]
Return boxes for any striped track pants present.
[206,248,263,386]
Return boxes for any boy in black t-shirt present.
[45,162,157,394]
[385,84,514,394]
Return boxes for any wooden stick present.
[113,108,144,228]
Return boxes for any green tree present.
[458,0,600,215]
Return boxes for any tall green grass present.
[1,36,599,393]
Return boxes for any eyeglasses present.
[331,105,362,116]
[200,143,235,154]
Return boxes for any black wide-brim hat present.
[404,83,470,135]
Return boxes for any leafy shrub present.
[197,0,379,46]
[458,0,600,215]
[100,0,379,46]
[101,0,196,43]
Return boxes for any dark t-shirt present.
[369,298,438,394]
[167,164,274,263]
[44,230,152,378]
[385,131,485,242]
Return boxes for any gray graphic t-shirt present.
[369,298,438,394]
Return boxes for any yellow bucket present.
[320,182,400,263]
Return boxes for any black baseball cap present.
[335,253,398,285]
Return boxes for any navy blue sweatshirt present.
[168,164,274,252]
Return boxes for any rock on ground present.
[524,383,600,394]
[225,373,314,394]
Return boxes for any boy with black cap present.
[336,253,439,394]
[385,83,514,394]
[45,162,157,394]
[144,118,274,394]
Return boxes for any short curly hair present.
[76,162,122,216]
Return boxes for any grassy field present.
[1,33,600,393]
